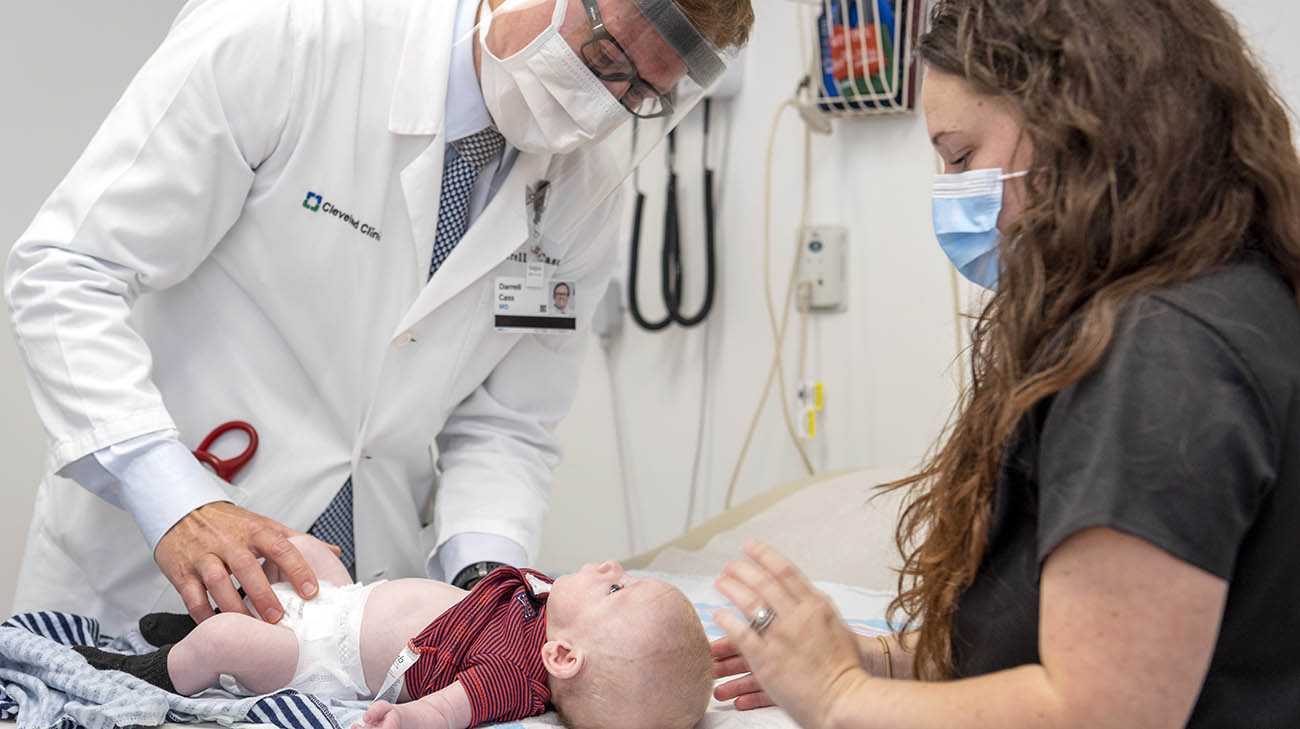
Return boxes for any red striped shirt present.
[403,567,551,725]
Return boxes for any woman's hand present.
[711,636,775,710]
[714,540,870,728]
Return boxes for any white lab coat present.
[5,0,622,632]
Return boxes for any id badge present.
[495,276,576,334]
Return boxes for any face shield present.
[457,0,734,241]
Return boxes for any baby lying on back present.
[76,535,713,729]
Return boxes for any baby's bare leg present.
[168,612,298,695]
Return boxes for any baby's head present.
[544,561,712,729]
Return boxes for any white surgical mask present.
[478,0,631,155]
[931,167,1028,290]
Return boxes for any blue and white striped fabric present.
[0,612,366,729]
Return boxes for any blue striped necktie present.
[308,127,505,570]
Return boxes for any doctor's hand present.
[714,540,871,728]
[154,502,321,625]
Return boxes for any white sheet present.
[631,467,911,592]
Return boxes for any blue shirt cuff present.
[68,430,233,550]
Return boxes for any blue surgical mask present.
[931,168,1028,290]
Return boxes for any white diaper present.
[219,580,384,701]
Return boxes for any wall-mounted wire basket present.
[792,0,926,118]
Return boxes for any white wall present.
[1,2,186,614]
[4,0,1300,611]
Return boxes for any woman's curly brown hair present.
[884,0,1300,680]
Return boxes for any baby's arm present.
[352,682,472,729]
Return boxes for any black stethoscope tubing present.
[628,99,717,330]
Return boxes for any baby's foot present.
[138,612,198,646]
[74,644,177,693]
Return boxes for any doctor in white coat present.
[5,0,753,634]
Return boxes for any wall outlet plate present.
[797,225,849,311]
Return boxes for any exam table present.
[2,466,909,729]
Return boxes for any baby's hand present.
[352,700,401,729]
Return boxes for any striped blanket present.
[0,611,358,729]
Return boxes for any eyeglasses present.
[579,0,675,119]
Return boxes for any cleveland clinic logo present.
[301,190,380,242]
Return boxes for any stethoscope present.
[627,99,717,331]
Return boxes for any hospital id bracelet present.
[452,561,506,590]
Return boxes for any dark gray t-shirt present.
[951,255,1300,727]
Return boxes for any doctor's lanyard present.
[526,180,551,287]
[627,99,718,331]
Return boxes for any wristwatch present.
[451,561,506,590]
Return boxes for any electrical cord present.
[594,287,641,556]
[685,98,737,532]
[798,280,813,381]
[606,350,640,554]
[683,318,711,532]
[798,280,815,442]
[725,94,819,509]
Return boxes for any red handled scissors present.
[192,421,259,483]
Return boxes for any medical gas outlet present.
[797,226,849,311]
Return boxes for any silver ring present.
[748,606,776,634]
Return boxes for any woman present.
[711,1,1300,727]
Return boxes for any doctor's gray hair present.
[673,0,754,50]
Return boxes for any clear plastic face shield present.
[459,0,734,240]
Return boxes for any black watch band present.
[451,561,506,590]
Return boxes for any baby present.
[75,536,712,729]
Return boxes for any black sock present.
[138,612,198,646]
[74,644,178,694]
[137,587,247,647]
